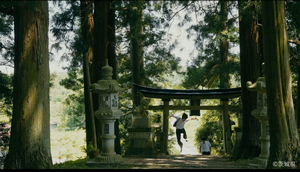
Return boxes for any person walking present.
[199,137,212,155]
[168,113,197,152]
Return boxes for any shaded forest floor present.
[80,154,263,169]
[119,154,260,169]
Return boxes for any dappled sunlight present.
[22,85,37,121]
[121,154,251,169]
[51,129,86,164]
[31,103,44,140]
[21,85,46,142]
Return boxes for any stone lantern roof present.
[90,59,125,93]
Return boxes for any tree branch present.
[195,64,219,89]
[288,39,300,45]
[169,2,194,21]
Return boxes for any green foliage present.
[177,1,240,89]
[0,2,15,67]
[286,1,300,114]
[82,141,99,159]
[0,71,13,152]
[0,72,13,118]
[194,109,223,155]
[58,70,85,129]
[51,129,86,162]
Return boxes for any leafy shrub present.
[194,110,223,155]
[82,141,99,159]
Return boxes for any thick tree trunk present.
[107,0,116,80]
[93,0,108,151]
[219,0,230,89]
[298,66,300,130]
[297,45,300,130]
[232,0,261,160]
[4,1,52,169]
[219,0,233,154]
[80,0,97,152]
[130,1,144,107]
[262,1,300,169]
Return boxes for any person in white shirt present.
[199,137,212,155]
[168,113,197,152]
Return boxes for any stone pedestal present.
[247,74,269,168]
[125,116,157,157]
[132,116,150,128]
[233,117,242,150]
[91,118,122,163]
[250,110,269,167]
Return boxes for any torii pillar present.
[221,99,232,154]
[161,99,170,154]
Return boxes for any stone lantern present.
[247,66,269,167]
[87,59,125,165]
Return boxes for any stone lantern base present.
[124,117,157,157]
[249,157,267,168]
[86,154,123,167]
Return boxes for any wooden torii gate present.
[133,83,241,154]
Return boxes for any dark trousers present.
[202,151,211,155]
[176,128,187,147]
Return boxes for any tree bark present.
[262,1,300,169]
[297,45,300,131]
[4,1,52,169]
[219,0,230,89]
[93,0,108,151]
[219,0,233,154]
[80,0,97,152]
[232,0,261,160]
[107,0,116,80]
[298,67,300,130]
[130,1,144,107]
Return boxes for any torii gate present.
[133,83,241,154]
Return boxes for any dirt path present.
[88,154,260,169]
[87,116,262,169]
[114,117,259,169]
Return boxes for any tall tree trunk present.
[93,0,108,151]
[130,1,144,107]
[262,1,300,169]
[4,1,52,169]
[107,0,120,154]
[297,45,300,131]
[107,0,116,80]
[219,0,230,89]
[232,0,261,160]
[80,0,97,152]
[219,0,232,154]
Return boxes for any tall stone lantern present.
[247,67,269,167]
[87,59,125,165]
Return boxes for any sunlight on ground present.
[51,128,86,164]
